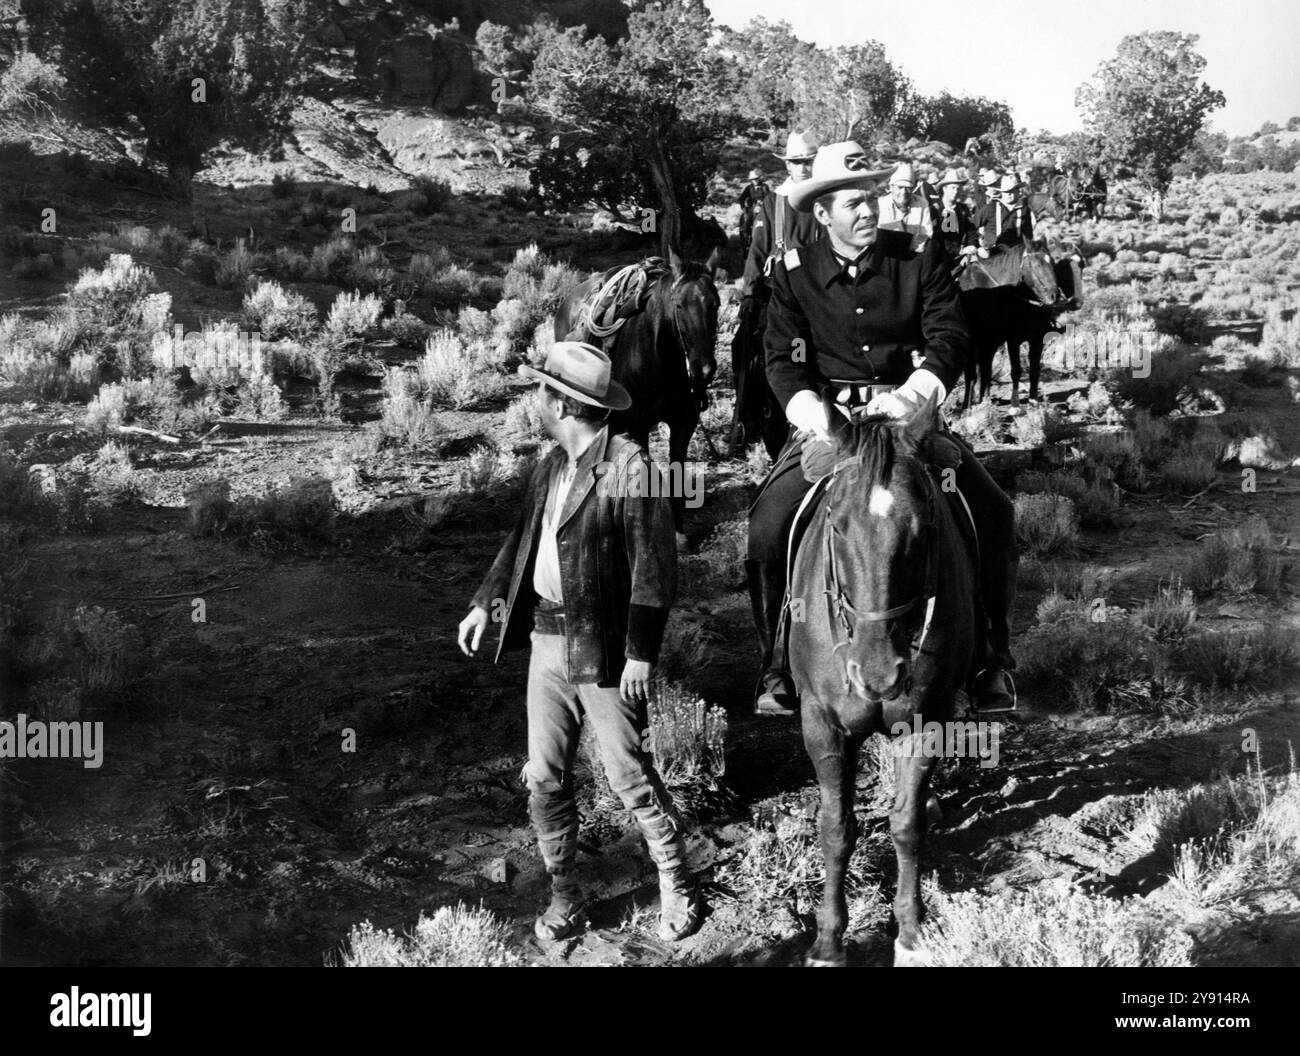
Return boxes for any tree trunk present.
[646,133,682,259]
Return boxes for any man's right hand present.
[457,605,490,657]
[785,389,831,444]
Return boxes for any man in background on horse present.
[729,130,825,457]
[457,341,700,944]
[876,162,934,252]
[934,168,977,260]
[976,173,1034,250]
[736,168,768,257]
[745,141,1019,719]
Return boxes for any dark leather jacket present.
[470,426,676,685]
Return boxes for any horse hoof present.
[893,940,932,967]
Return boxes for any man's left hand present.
[620,659,654,704]
[865,391,910,418]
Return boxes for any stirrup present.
[754,670,798,717]
[968,668,1017,715]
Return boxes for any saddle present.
[581,258,666,339]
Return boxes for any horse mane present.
[836,414,911,490]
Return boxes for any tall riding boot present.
[746,559,798,717]
[529,788,585,940]
[972,544,1019,713]
[632,804,701,942]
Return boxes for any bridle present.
[820,444,939,699]
[664,269,716,403]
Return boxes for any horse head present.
[665,247,721,406]
[816,392,941,703]
[1019,239,1064,307]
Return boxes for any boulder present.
[377,28,476,111]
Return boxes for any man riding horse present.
[729,131,825,458]
[974,172,1034,250]
[745,141,1019,718]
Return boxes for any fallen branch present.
[109,577,246,602]
[114,424,180,444]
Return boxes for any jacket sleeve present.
[470,462,544,613]
[615,449,676,664]
[917,238,972,395]
[740,197,773,299]
[763,260,818,412]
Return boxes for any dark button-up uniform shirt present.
[741,186,825,299]
[935,199,977,257]
[763,231,971,411]
[972,200,1033,249]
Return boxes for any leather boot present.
[746,559,798,716]
[530,789,585,941]
[972,545,1019,714]
[633,804,701,942]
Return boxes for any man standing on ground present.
[458,341,701,944]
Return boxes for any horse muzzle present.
[844,659,911,702]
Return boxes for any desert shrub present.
[501,390,543,448]
[272,246,310,280]
[186,479,233,536]
[400,176,453,216]
[918,880,1191,967]
[373,367,441,449]
[948,401,1002,448]
[240,279,318,341]
[1146,302,1209,345]
[85,441,140,506]
[346,246,396,292]
[70,604,142,697]
[1260,305,1300,369]
[415,330,507,409]
[1159,450,1217,494]
[231,373,288,421]
[214,238,262,290]
[1183,518,1285,598]
[1014,470,1119,529]
[492,297,548,364]
[379,303,429,348]
[237,477,336,548]
[271,171,297,199]
[1128,408,1174,465]
[338,905,518,967]
[305,236,356,284]
[1107,343,1204,416]
[323,290,383,344]
[1131,581,1197,642]
[1014,493,1078,556]
[682,516,747,591]
[1010,405,1078,448]
[1238,355,1273,387]
[1175,627,1298,689]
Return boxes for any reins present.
[819,445,939,692]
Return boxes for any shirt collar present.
[812,238,876,287]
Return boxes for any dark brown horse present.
[554,250,720,535]
[958,240,1069,408]
[789,393,977,966]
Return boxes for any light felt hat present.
[774,130,819,162]
[746,168,762,180]
[1000,173,1022,192]
[938,168,966,187]
[978,169,1001,187]
[518,341,631,411]
[890,162,916,187]
[787,141,894,213]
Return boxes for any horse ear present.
[902,389,938,446]
[704,245,723,277]
[668,247,685,275]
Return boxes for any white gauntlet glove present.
[865,368,947,419]
[785,389,831,443]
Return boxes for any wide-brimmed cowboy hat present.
[774,130,819,162]
[978,168,1001,187]
[999,173,1022,192]
[938,168,966,187]
[518,341,631,411]
[787,141,894,212]
[746,168,762,180]
[890,162,916,187]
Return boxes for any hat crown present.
[890,162,916,186]
[780,130,819,160]
[545,341,613,394]
[999,173,1021,192]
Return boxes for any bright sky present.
[704,0,1300,138]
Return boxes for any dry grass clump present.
[1107,343,1205,416]
[1013,493,1078,557]
[1260,304,1300,369]
[185,476,336,548]
[948,401,1002,448]
[646,679,730,814]
[1131,581,1197,642]
[373,367,442,450]
[1175,626,1299,690]
[337,904,518,967]
[1014,469,1120,529]
[1183,517,1285,598]
[917,879,1192,967]
[681,516,747,592]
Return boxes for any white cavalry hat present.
[774,130,820,161]
[787,141,894,212]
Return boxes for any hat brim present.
[774,152,816,162]
[788,168,893,212]
[518,363,632,411]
